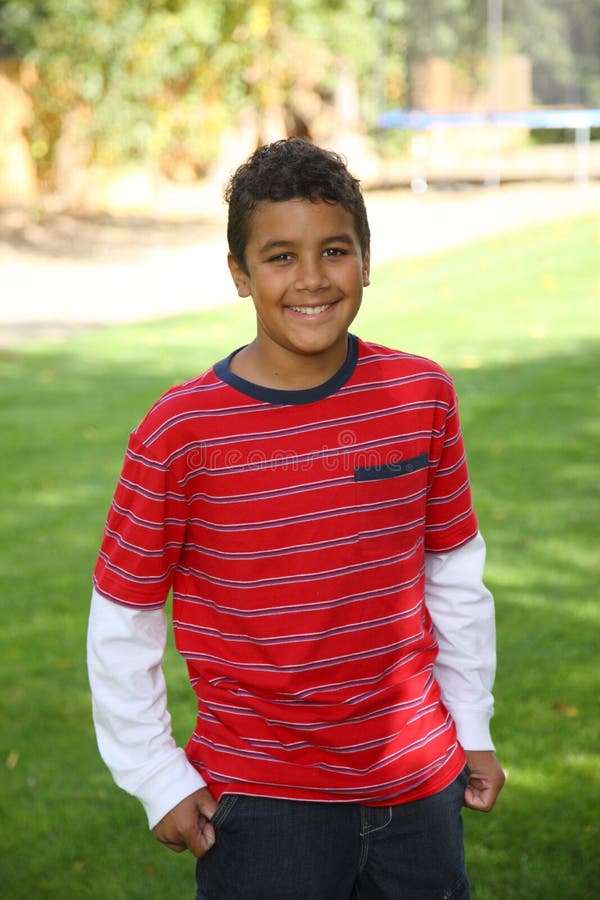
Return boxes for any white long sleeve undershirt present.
[86,595,207,828]
[87,531,496,828]
[425,531,496,751]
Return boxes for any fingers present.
[152,788,218,857]
[463,750,506,813]
[185,811,216,857]
[156,836,187,853]
[464,781,500,812]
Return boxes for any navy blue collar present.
[213,334,358,405]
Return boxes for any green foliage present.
[0,1,250,171]
[393,0,600,107]
[0,0,387,175]
[388,0,489,104]
[401,0,488,62]
[1,213,599,897]
[1,0,598,181]
[504,0,600,106]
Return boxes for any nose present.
[294,256,330,293]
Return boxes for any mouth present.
[287,301,337,318]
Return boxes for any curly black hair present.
[225,138,370,273]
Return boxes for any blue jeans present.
[195,768,470,899]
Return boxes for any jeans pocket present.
[459,764,471,787]
[209,793,239,829]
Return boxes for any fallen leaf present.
[552,700,579,717]
[6,751,19,770]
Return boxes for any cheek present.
[345,269,366,298]
[258,273,292,302]
[345,260,366,285]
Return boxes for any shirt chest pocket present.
[354,451,429,483]
[353,452,429,557]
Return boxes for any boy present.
[88,138,505,899]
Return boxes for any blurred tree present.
[394,0,489,104]
[504,0,600,106]
[377,0,599,109]
[0,0,597,185]
[0,0,249,177]
[0,0,382,181]
[401,0,488,62]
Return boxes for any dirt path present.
[1,179,599,348]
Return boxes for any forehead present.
[246,198,359,247]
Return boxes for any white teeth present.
[289,304,331,316]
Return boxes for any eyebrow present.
[258,239,293,256]
[257,233,356,256]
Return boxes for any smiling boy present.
[88,138,504,899]
[227,196,368,389]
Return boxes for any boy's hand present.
[153,788,218,857]
[463,750,506,812]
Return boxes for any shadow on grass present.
[0,207,223,261]
[0,331,598,898]
[454,343,599,899]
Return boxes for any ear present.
[227,253,252,298]
[362,249,371,287]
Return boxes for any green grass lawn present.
[1,212,598,898]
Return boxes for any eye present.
[323,247,347,257]
[268,252,294,263]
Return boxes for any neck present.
[230,338,349,391]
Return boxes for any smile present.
[288,303,334,317]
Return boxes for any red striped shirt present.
[94,336,478,805]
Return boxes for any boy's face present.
[228,198,370,378]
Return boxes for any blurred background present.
[1,0,599,200]
[1,0,598,341]
[1,5,599,898]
